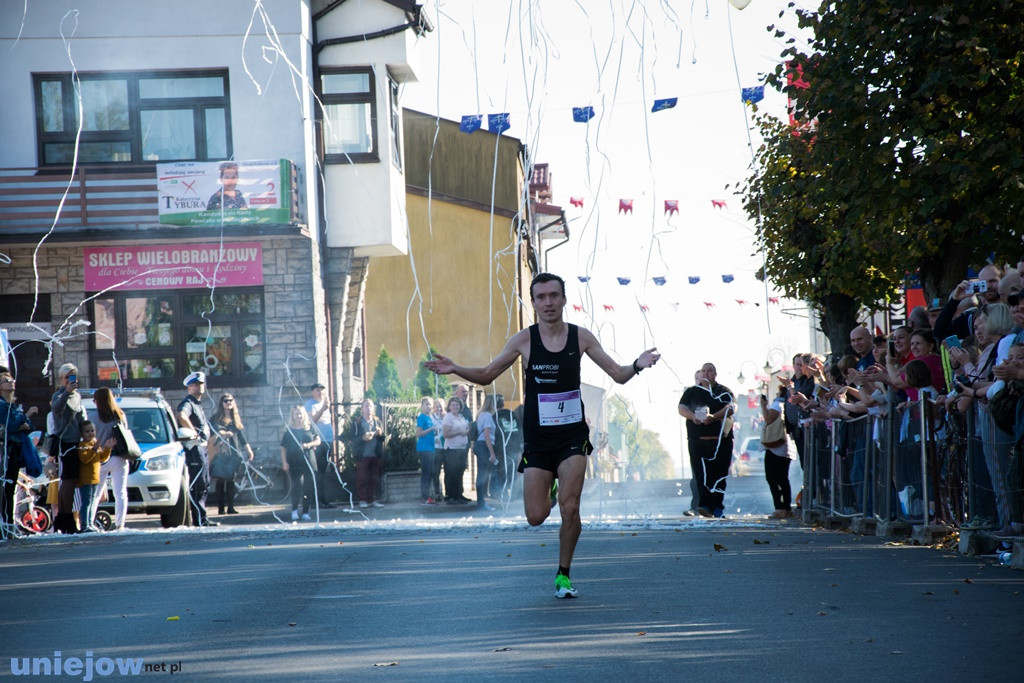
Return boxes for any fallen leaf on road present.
[166,616,179,621]
[374,662,399,667]
[494,647,512,652]
[817,611,827,616]
[539,543,546,547]
[890,651,904,655]
[953,589,959,594]
[288,622,296,627]
[338,542,344,545]
[506,553,512,557]
[713,543,727,552]
[164,541,171,545]
[823,568,836,571]
[964,578,973,584]
[922,591,934,595]
[636,632,646,636]
[753,539,769,544]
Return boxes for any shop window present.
[320,68,377,163]
[33,69,231,166]
[89,288,264,389]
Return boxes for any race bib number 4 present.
[538,390,583,426]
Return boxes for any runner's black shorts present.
[517,439,593,474]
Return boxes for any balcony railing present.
[0,164,304,240]
[0,165,160,236]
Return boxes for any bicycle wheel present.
[252,466,291,506]
[19,507,52,534]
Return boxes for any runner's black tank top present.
[523,324,589,452]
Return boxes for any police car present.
[81,388,194,527]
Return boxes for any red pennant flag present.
[572,304,583,312]
[768,296,780,304]
[570,197,584,208]
[639,304,650,312]
[736,299,748,306]
[664,200,678,216]
[618,199,633,214]
[703,301,716,309]
[603,304,615,312]
[711,199,727,209]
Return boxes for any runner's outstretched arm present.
[577,328,660,384]
[424,330,528,386]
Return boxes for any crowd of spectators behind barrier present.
[779,261,1024,550]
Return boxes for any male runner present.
[425,272,659,598]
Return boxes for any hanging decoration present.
[768,297,780,304]
[577,276,591,283]
[664,200,679,216]
[722,274,735,283]
[569,197,584,208]
[741,86,764,104]
[652,276,666,286]
[616,277,631,285]
[639,304,650,312]
[572,305,584,312]
[459,115,482,133]
[735,299,748,306]
[688,276,700,285]
[703,302,716,309]
[711,199,727,209]
[651,97,678,112]
[618,199,633,214]
[603,304,615,312]
[488,113,510,133]
[572,106,596,123]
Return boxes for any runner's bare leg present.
[523,466,555,526]
[556,454,587,568]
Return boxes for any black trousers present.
[764,452,793,510]
[689,437,733,511]
[314,442,332,503]
[442,449,465,500]
[1,450,20,531]
[215,477,236,512]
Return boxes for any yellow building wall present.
[364,193,529,404]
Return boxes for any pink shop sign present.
[84,243,263,291]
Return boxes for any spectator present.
[441,396,470,505]
[76,420,111,532]
[304,383,336,509]
[94,387,131,531]
[352,399,384,509]
[177,371,216,527]
[492,394,523,498]
[849,326,874,371]
[677,363,735,518]
[473,394,499,511]
[1,372,39,534]
[280,405,320,521]
[760,386,793,518]
[908,306,929,331]
[414,397,439,506]
[430,398,446,501]
[51,363,88,534]
[210,394,254,515]
[934,264,1002,340]
[451,383,473,503]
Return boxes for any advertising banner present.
[84,243,263,291]
[157,159,293,226]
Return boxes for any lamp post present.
[736,360,760,386]
[763,348,787,376]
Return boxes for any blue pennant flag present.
[652,276,667,286]
[721,274,735,283]
[651,97,678,112]
[578,276,591,283]
[572,106,595,123]
[741,86,764,104]
[616,277,631,286]
[459,115,482,134]
[688,276,700,285]
[488,113,510,134]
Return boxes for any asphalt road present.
[3,486,1021,681]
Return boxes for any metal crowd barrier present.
[799,397,1021,531]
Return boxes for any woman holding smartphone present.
[50,364,88,534]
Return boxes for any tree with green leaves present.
[743,1,1024,351]
[368,347,405,401]
[413,346,452,399]
[606,395,673,480]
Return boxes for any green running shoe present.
[554,573,578,599]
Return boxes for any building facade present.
[0,0,431,458]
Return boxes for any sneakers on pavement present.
[371,501,384,508]
[358,501,368,509]
[301,513,312,521]
[554,573,578,599]
[290,509,299,521]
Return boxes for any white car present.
[731,436,765,476]
[82,389,194,527]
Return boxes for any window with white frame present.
[320,68,378,163]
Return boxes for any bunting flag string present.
[711,199,727,209]
[651,97,678,112]
[616,277,631,285]
[664,199,678,216]
[488,113,510,133]
[721,274,734,283]
[652,276,666,286]
[688,276,701,284]
[569,197,584,208]
[618,199,633,214]
[459,115,482,133]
